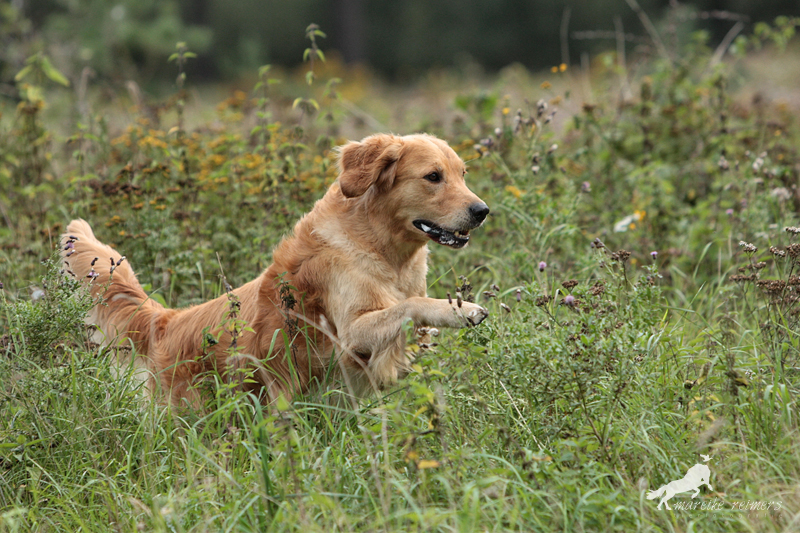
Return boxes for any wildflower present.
[0,281,3,290]
[651,251,658,260]
[718,156,729,171]
[541,81,552,90]
[614,211,645,232]
[738,241,758,254]
[564,295,575,306]
[531,165,540,175]
[505,185,523,198]
[515,288,522,302]
[559,63,568,72]
[771,187,791,202]
[538,261,547,272]
[726,208,734,216]
[536,99,548,117]
[547,143,558,155]
[752,157,764,172]
[494,127,502,138]
[581,181,591,193]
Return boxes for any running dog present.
[61,133,490,406]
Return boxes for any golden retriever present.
[60,133,489,406]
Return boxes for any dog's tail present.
[61,219,172,353]
[646,485,666,500]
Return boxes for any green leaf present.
[14,65,33,82]
[40,56,70,86]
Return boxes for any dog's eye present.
[424,172,442,183]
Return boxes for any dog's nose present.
[469,202,490,224]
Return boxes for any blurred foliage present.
[2,0,800,88]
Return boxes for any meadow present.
[1,20,800,532]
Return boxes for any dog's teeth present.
[421,224,431,233]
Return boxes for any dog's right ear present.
[337,135,401,198]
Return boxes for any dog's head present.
[337,133,489,249]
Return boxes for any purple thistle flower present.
[564,295,575,306]
[538,261,547,272]
[650,251,658,260]
[726,208,734,216]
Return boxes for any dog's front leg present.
[343,297,488,357]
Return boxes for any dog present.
[61,133,490,406]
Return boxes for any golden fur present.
[61,133,489,406]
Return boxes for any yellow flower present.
[551,66,558,73]
[416,460,440,470]
[559,63,568,72]
[541,81,552,90]
[505,185,523,198]
[502,107,510,115]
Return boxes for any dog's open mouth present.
[413,220,470,249]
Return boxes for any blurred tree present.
[23,0,211,84]
[6,0,800,84]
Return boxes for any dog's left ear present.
[337,135,401,198]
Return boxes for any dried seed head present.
[770,246,786,258]
[611,250,631,263]
[500,303,511,313]
[561,279,578,290]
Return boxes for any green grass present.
[2,23,800,532]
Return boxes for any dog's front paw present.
[462,302,489,326]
